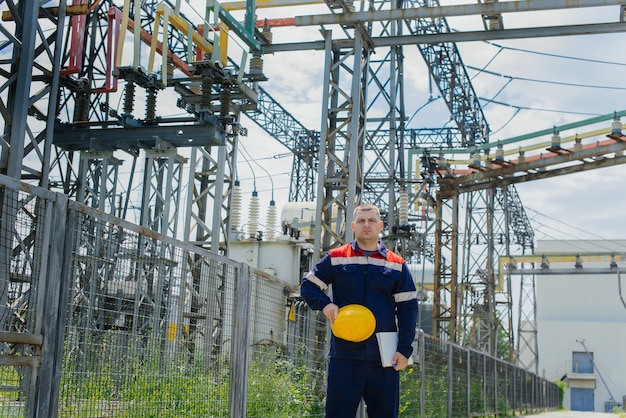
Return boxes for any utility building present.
[533,239,626,412]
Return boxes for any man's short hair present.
[353,204,380,220]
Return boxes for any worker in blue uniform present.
[300,203,419,418]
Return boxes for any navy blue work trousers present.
[325,357,400,418]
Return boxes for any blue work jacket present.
[300,240,418,362]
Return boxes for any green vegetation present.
[246,356,324,417]
[400,363,449,417]
[555,380,566,410]
[0,366,25,417]
[48,337,558,417]
[57,345,325,418]
[58,352,232,417]
[399,365,423,416]
[0,366,20,400]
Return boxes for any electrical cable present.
[477,97,600,116]
[524,207,626,257]
[238,145,257,193]
[468,65,626,91]
[483,40,626,67]
[415,179,434,333]
[239,143,273,200]
[480,78,512,109]
[525,207,611,243]
[470,45,504,81]
[525,206,614,241]
[618,266,626,312]
[466,39,626,134]
[488,107,521,136]
[406,67,441,128]
[407,95,442,128]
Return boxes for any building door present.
[571,388,594,411]
[571,352,595,411]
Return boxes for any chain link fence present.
[0,174,558,417]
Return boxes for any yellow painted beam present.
[147,3,237,83]
[222,0,323,11]
[2,3,95,21]
[502,254,624,264]
[168,14,214,56]
[498,253,623,285]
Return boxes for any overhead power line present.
[524,206,626,247]
[468,65,626,91]
[465,39,626,134]
[477,97,599,116]
[484,40,626,67]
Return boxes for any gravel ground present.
[521,411,623,418]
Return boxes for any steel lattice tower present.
[3,0,626,366]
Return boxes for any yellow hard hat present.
[331,304,376,342]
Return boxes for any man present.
[300,204,418,418]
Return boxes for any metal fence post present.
[447,341,453,418]
[466,349,471,416]
[483,352,487,415]
[494,359,498,413]
[419,332,425,417]
[35,193,71,417]
[229,263,252,418]
[512,365,517,411]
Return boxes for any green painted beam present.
[245,0,256,36]
[210,1,262,52]
[415,109,626,156]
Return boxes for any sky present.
[93,1,626,246]
[100,1,625,370]
[223,1,626,244]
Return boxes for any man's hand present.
[322,303,339,324]
[391,352,409,371]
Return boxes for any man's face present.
[352,209,383,243]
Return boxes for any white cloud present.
[226,2,626,239]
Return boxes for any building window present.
[572,351,593,373]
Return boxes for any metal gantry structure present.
[2,0,626,370]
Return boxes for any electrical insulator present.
[231,181,242,231]
[146,88,157,121]
[248,191,260,239]
[220,88,231,119]
[123,81,135,116]
[201,74,213,110]
[574,137,583,152]
[262,26,273,44]
[495,145,504,161]
[266,200,277,241]
[612,116,622,135]
[398,191,409,225]
[472,152,482,167]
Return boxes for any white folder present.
[376,331,414,368]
